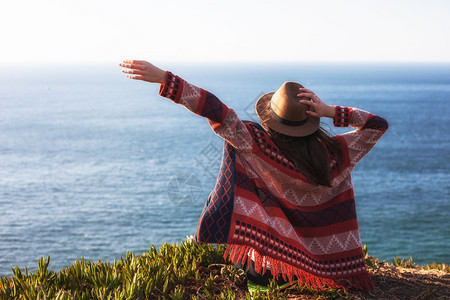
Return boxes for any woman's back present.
[120,60,388,291]
[266,126,343,187]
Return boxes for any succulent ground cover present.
[0,241,448,299]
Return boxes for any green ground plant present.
[0,242,448,299]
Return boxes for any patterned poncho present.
[159,72,388,291]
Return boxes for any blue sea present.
[0,62,449,276]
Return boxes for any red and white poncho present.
[159,71,388,291]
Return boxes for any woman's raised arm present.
[119,59,254,152]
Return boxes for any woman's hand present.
[297,88,336,118]
[119,60,166,84]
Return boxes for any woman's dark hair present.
[266,126,342,187]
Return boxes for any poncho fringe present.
[225,244,375,291]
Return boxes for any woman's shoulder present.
[240,121,302,172]
[241,120,271,142]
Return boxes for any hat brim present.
[255,92,320,137]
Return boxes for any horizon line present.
[2,60,450,67]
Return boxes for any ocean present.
[0,62,449,276]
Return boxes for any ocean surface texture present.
[0,63,449,276]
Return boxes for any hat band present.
[269,105,309,127]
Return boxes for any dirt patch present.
[208,263,449,299]
[285,263,450,299]
[358,264,450,300]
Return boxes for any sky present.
[1,0,450,64]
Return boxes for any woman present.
[119,60,388,292]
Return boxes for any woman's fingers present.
[119,62,145,70]
[299,98,321,116]
[123,59,149,65]
[125,74,144,80]
[299,87,315,94]
[120,65,147,79]
[300,99,315,107]
[297,87,334,118]
[297,92,317,100]
[120,59,151,69]
[120,59,166,83]
[122,69,146,75]
[306,110,320,118]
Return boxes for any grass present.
[393,256,449,272]
[1,242,229,299]
[0,242,448,299]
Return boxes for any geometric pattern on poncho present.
[232,219,366,275]
[197,143,235,244]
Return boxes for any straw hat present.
[255,82,320,137]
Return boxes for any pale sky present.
[1,0,449,64]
